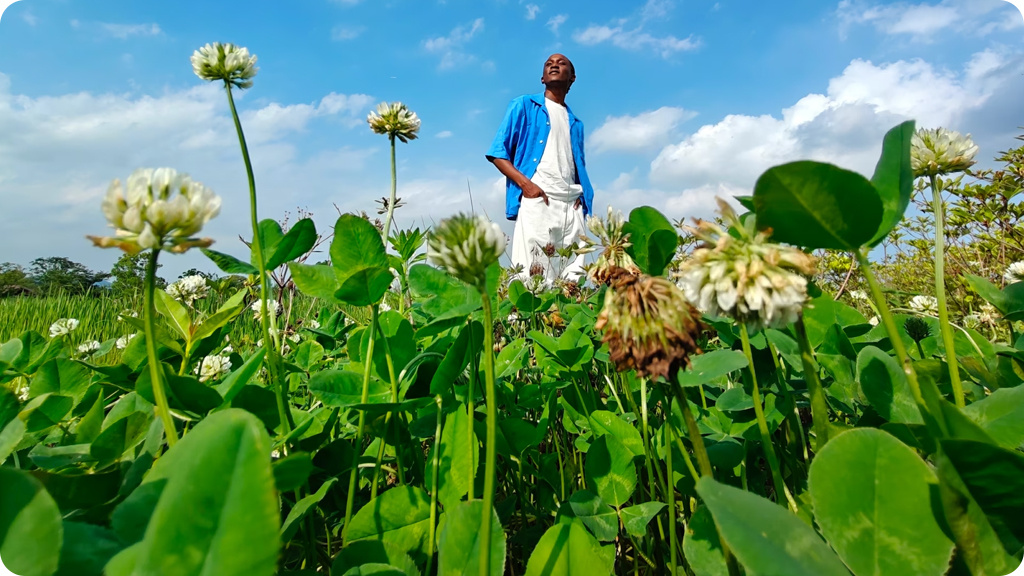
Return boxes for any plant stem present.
[479,293,499,576]
[342,305,379,546]
[668,383,712,477]
[382,134,398,242]
[929,175,966,408]
[144,249,178,447]
[793,316,829,452]
[224,82,293,433]
[739,324,787,508]
[664,421,678,575]
[426,395,443,576]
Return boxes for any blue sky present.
[0,0,1022,279]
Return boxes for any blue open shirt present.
[486,93,595,220]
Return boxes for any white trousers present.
[510,193,586,286]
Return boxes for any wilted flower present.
[88,168,221,254]
[49,318,80,338]
[911,127,978,178]
[675,199,815,332]
[1004,261,1024,284]
[191,42,258,89]
[908,295,939,315]
[978,303,1000,326]
[367,102,421,143]
[595,267,704,380]
[116,334,137,349]
[166,274,209,306]
[251,298,282,321]
[77,340,101,355]
[195,354,232,383]
[577,206,640,285]
[427,213,506,288]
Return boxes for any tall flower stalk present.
[192,42,293,430]
[368,102,420,241]
[88,167,222,448]
[912,127,978,408]
[342,305,379,546]
[427,213,505,576]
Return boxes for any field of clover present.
[3,42,1024,576]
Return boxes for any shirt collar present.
[530,92,578,124]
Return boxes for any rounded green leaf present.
[524,516,615,576]
[584,434,637,508]
[309,370,390,407]
[683,506,729,576]
[56,521,123,576]
[623,206,678,276]
[567,491,618,542]
[126,409,280,576]
[433,408,479,510]
[620,501,665,538]
[696,477,850,576]
[809,428,954,576]
[867,121,915,246]
[588,410,644,459]
[0,467,63,576]
[346,486,432,561]
[856,346,922,424]
[963,384,1024,450]
[332,540,418,576]
[753,160,883,250]
[437,500,507,576]
[676,350,748,387]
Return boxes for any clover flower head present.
[88,168,221,254]
[849,290,868,301]
[116,334,137,349]
[306,319,320,330]
[118,310,139,322]
[427,213,506,288]
[49,318,80,338]
[16,385,29,402]
[367,101,421,143]
[674,198,815,332]
[191,42,258,89]
[77,340,101,355]
[908,295,938,315]
[195,354,232,383]
[904,316,932,342]
[595,267,704,380]
[166,274,209,306]
[251,298,282,321]
[911,127,978,178]
[978,303,1000,326]
[576,206,640,284]
[1004,261,1024,284]
[222,345,234,354]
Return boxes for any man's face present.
[541,54,575,88]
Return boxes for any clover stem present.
[383,133,398,243]
[144,249,178,447]
[342,304,379,546]
[224,82,293,433]
[739,323,788,508]
[664,419,678,575]
[930,175,965,407]
[794,316,830,452]
[479,292,499,576]
[425,396,443,576]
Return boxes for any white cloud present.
[837,0,1021,39]
[98,22,163,39]
[525,4,540,20]
[331,25,364,40]
[641,0,674,21]
[22,11,37,26]
[0,78,387,277]
[591,107,697,152]
[424,18,485,70]
[547,14,568,34]
[647,50,1024,218]
[573,24,699,58]
[436,130,453,138]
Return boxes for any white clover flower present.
[675,199,815,332]
[978,303,1000,326]
[116,334,137,349]
[166,274,209,306]
[908,295,939,315]
[16,385,29,402]
[427,213,507,288]
[77,340,101,355]
[49,318,80,338]
[287,333,301,343]
[306,319,320,330]
[380,301,392,313]
[88,168,221,254]
[195,355,232,383]
[911,127,979,178]
[869,316,879,326]
[367,102,421,143]
[271,449,281,459]
[507,312,519,323]
[849,290,868,301]
[577,206,639,284]
[222,345,234,354]
[1004,261,1024,284]
[191,42,258,89]
[251,298,282,321]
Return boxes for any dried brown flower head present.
[595,267,703,380]
[543,242,557,257]
[529,261,545,278]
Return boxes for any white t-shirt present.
[530,98,583,202]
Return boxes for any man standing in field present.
[486,53,594,286]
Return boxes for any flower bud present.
[427,213,506,288]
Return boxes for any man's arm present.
[490,158,549,205]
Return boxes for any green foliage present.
[29,256,109,295]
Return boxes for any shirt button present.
[539,140,544,143]
[533,158,537,162]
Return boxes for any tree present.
[109,253,166,296]
[0,263,35,297]
[29,257,108,295]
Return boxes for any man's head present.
[541,53,575,93]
